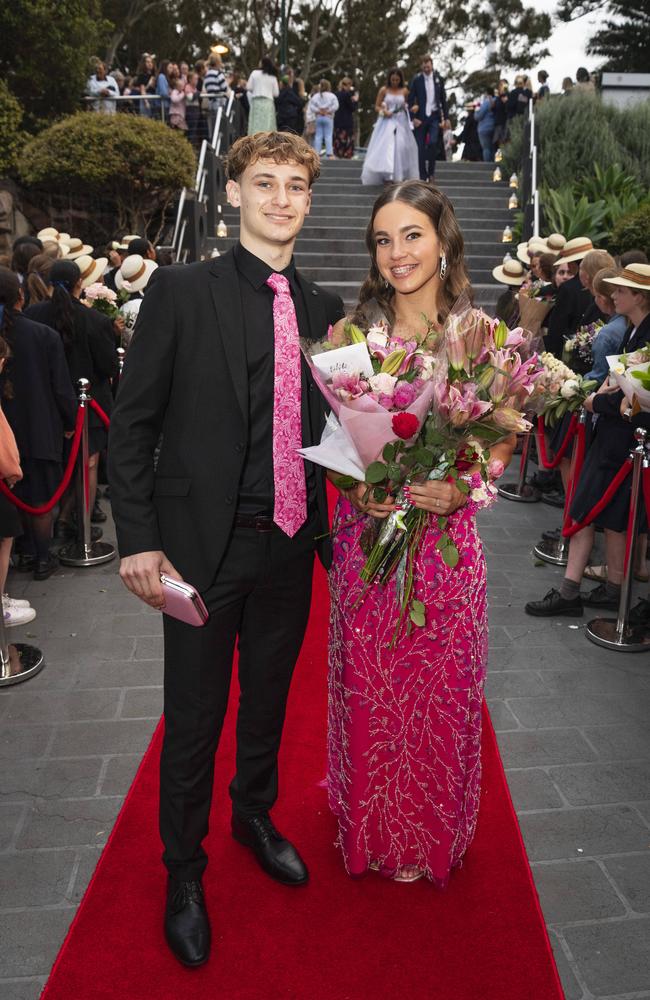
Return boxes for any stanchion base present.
[533,537,569,566]
[58,540,116,567]
[586,617,650,652]
[497,481,541,503]
[0,643,45,686]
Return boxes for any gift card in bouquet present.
[311,342,374,380]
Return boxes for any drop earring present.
[384,278,391,290]
[440,254,447,279]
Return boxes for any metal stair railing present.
[170,93,240,263]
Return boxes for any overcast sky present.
[534,0,604,91]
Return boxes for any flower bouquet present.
[83,282,121,320]
[607,346,650,412]
[517,285,553,337]
[563,320,603,374]
[533,352,597,426]
[301,295,543,637]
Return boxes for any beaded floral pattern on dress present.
[327,496,490,887]
[266,272,307,537]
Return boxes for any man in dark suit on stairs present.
[408,54,450,183]
[108,131,344,967]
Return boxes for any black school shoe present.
[525,588,583,617]
[581,582,619,609]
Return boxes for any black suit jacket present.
[544,274,591,357]
[408,72,448,123]
[108,250,344,590]
[592,313,650,462]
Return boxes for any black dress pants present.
[159,517,316,881]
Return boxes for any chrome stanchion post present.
[587,428,650,652]
[59,380,116,568]
[117,347,125,378]
[0,592,44,687]
[497,429,540,502]
[534,410,586,566]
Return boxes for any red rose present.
[391,412,419,440]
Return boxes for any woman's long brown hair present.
[352,180,472,328]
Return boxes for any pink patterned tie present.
[266,272,307,537]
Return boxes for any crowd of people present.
[0,229,161,627]
[86,48,595,168]
[491,231,650,624]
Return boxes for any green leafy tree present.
[19,112,195,240]
[556,0,650,73]
[415,0,552,90]
[0,0,110,129]
[99,0,226,69]
[0,81,24,176]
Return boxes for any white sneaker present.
[3,594,31,609]
[4,606,37,627]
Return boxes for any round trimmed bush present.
[0,81,24,176]
[609,203,650,258]
[19,111,196,237]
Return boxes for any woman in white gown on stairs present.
[361,68,420,185]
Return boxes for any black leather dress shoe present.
[582,582,619,609]
[525,587,583,617]
[231,812,309,886]
[541,489,566,509]
[33,553,60,581]
[91,501,107,523]
[164,878,211,967]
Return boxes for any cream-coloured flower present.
[369,372,397,395]
[560,379,580,399]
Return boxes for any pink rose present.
[393,381,416,409]
[487,458,505,480]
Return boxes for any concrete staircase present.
[206,159,512,312]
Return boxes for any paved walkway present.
[1,483,649,1000]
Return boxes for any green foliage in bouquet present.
[19,112,195,240]
[609,203,650,258]
[0,81,25,176]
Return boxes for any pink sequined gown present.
[327,497,489,887]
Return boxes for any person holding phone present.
[108,131,344,967]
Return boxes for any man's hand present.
[344,483,395,520]
[119,550,183,610]
[413,118,422,128]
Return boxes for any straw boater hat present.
[66,237,94,260]
[516,237,548,265]
[492,258,527,285]
[75,254,108,289]
[546,232,566,252]
[121,235,140,246]
[604,263,650,291]
[552,237,597,266]
[57,233,72,246]
[115,253,158,293]
[37,227,59,242]
[42,239,70,258]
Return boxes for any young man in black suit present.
[408,54,450,183]
[108,132,344,967]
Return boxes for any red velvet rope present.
[535,413,578,469]
[643,468,650,537]
[89,399,111,428]
[562,453,632,538]
[0,406,85,515]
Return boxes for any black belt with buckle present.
[233,513,275,532]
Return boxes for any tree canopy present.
[0,0,109,129]
[556,0,650,73]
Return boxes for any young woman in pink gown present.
[326,181,515,885]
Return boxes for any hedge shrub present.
[0,80,24,176]
[19,112,195,238]
[609,203,650,258]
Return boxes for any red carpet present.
[42,562,564,1000]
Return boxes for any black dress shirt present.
[233,242,316,515]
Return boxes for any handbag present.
[0,406,21,481]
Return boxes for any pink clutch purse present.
[160,574,209,627]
